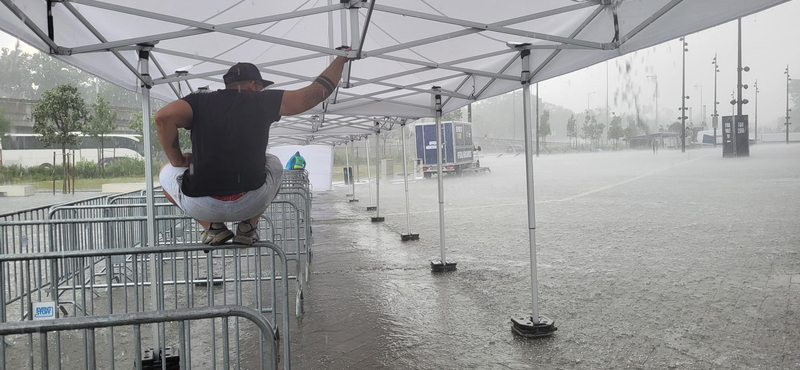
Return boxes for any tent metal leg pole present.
[400,122,418,241]
[345,140,352,197]
[510,48,556,338]
[349,140,359,203]
[372,127,384,222]
[138,46,164,358]
[431,91,456,271]
[365,136,375,211]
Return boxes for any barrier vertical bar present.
[400,122,418,241]
[371,124,384,222]
[510,47,556,338]
[430,89,455,272]
[138,45,162,359]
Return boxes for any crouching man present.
[155,53,348,245]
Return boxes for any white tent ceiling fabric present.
[0,0,788,143]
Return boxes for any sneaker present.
[201,222,234,245]
[233,222,259,246]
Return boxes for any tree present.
[607,115,624,149]
[566,114,577,148]
[581,113,591,142]
[32,84,87,193]
[0,109,10,167]
[442,107,464,122]
[538,109,551,144]
[624,117,642,144]
[590,119,604,148]
[86,95,116,176]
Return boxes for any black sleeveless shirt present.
[179,89,284,197]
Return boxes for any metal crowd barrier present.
[46,203,304,316]
[0,219,292,370]
[96,190,312,296]
[0,305,279,370]
[0,189,143,223]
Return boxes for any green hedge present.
[0,157,157,184]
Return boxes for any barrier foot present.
[349,199,359,203]
[371,217,385,223]
[194,276,223,287]
[400,234,419,241]
[366,206,377,211]
[142,347,180,370]
[346,193,353,197]
[510,316,557,338]
[430,260,457,272]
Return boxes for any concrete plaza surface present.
[290,144,799,370]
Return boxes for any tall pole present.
[737,20,743,117]
[655,77,659,132]
[535,83,539,157]
[522,53,538,322]
[510,47,555,338]
[365,136,373,207]
[431,90,455,271]
[681,37,687,153]
[400,122,417,241]
[344,139,350,193]
[754,81,758,143]
[350,140,358,202]
[787,66,791,144]
[713,54,719,147]
[371,126,384,222]
[138,46,161,360]
[606,61,609,145]
[648,75,659,133]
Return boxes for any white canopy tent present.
[1,0,788,345]
[0,0,787,134]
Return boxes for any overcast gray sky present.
[536,0,799,130]
[0,1,797,129]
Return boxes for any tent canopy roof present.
[0,0,787,144]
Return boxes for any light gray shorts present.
[159,154,284,222]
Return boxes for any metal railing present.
[0,229,292,370]
[0,305,279,370]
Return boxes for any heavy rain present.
[0,1,798,369]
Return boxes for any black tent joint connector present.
[511,316,557,338]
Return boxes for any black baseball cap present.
[223,62,274,88]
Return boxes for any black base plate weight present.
[430,260,457,272]
[510,316,557,338]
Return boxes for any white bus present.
[0,133,144,167]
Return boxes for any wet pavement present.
[0,191,104,215]
[291,144,800,370]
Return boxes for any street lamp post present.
[786,66,792,144]
[648,75,659,133]
[754,81,759,143]
[733,18,751,156]
[712,55,719,147]
[681,37,688,153]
